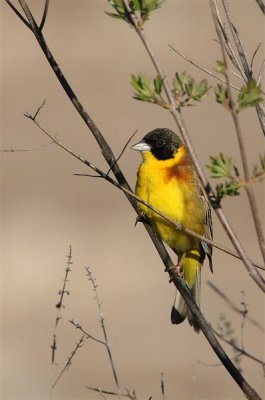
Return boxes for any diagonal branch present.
[255,0,265,14]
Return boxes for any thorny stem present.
[86,267,122,400]
[122,0,265,291]
[51,335,86,390]
[50,246,73,398]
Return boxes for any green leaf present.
[154,75,163,95]
[237,80,263,110]
[206,153,234,178]
[215,60,226,74]
[215,84,229,105]
[216,181,240,200]
[186,79,209,101]
[131,73,156,102]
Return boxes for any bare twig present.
[106,129,138,176]
[50,246,73,398]
[168,44,241,91]
[4,0,31,29]
[0,141,53,152]
[207,281,264,331]
[87,387,136,399]
[51,246,73,366]
[160,372,165,400]
[39,0,49,31]
[69,319,106,345]
[257,59,265,86]
[250,41,262,69]
[212,0,265,263]
[214,329,265,370]
[86,267,122,400]
[52,335,86,390]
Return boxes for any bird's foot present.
[167,264,184,283]
[134,211,149,226]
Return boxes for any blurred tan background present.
[1,1,264,399]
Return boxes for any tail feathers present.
[171,268,201,333]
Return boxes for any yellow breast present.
[135,146,205,254]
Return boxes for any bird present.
[131,128,212,332]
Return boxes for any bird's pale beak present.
[131,141,151,152]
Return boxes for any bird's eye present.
[156,139,164,147]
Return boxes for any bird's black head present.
[142,128,182,160]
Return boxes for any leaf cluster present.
[131,74,163,104]
[106,0,165,25]
[207,152,265,201]
[206,153,240,200]
[214,79,263,112]
[172,71,209,106]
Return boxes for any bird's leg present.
[167,253,186,282]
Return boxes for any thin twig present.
[86,267,122,400]
[87,387,133,398]
[0,141,53,152]
[52,335,86,390]
[212,0,265,263]
[4,0,31,29]
[160,372,165,400]
[168,44,241,91]
[257,59,265,86]
[51,246,73,366]
[39,0,49,31]
[106,129,138,175]
[214,329,265,369]
[49,246,73,398]
[250,41,262,69]
[69,319,106,345]
[207,281,264,331]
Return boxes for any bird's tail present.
[171,250,202,333]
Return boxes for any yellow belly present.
[135,156,205,255]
